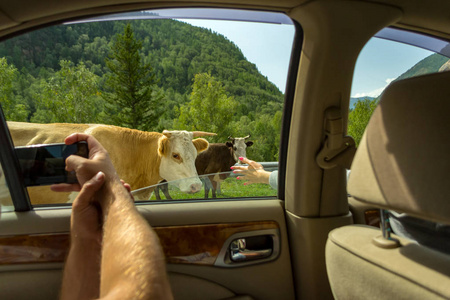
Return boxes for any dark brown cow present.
[195,142,238,198]
[155,143,236,199]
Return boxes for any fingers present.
[238,157,263,170]
[230,166,247,174]
[76,172,105,203]
[51,182,81,192]
[64,133,106,157]
[65,154,89,172]
[239,157,252,164]
[120,179,132,193]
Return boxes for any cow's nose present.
[190,183,201,193]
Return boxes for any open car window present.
[349,27,450,148]
[0,8,296,206]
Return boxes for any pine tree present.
[102,24,162,131]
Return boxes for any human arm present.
[231,157,271,185]
[97,175,172,299]
[59,172,104,300]
[55,133,173,300]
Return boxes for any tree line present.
[0,19,284,161]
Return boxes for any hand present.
[51,133,119,193]
[69,173,133,244]
[231,157,271,185]
[70,171,105,244]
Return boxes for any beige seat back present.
[326,71,450,299]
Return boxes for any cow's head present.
[158,130,213,193]
[227,135,253,164]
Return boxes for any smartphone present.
[15,142,89,186]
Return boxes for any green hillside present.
[396,53,449,81]
[0,19,282,114]
[0,19,284,161]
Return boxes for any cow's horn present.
[192,131,217,137]
[162,130,172,137]
[228,136,234,140]
[243,135,251,139]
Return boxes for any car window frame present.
[0,108,31,211]
[0,7,302,210]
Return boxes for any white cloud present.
[385,77,395,84]
[352,77,396,98]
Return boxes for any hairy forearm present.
[99,180,173,300]
[60,241,101,300]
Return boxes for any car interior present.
[0,0,449,299]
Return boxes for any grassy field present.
[133,175,277,201]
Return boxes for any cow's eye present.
[172,153,180,160]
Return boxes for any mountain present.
[0,19,283,119]
[350,53,449,108]
[0,18,286,161]
[350,96,375,109]
[396,53,449,81]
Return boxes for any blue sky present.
[183,19,434,98]
[352,38,433,98]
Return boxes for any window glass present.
[0,9,296,206]
[0,164,14,212]
[349,29,450,147]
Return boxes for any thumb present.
[74,172,105,207]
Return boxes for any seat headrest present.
[348,71,450,225]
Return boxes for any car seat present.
[326,71,450,299]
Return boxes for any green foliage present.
[37,60,101,123]
[0,19,285,160]
[0,58,29,121]
[174,73,237,141]
[102,24,162,131]
[348,98,378,146]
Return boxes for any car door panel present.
[0,199,294,300]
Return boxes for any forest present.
[0,18,284,162]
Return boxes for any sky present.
[182,19,434,98]
[351,38,433,98]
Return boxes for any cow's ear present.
[226,141,233,148]
[193,138,209,153]
[158,135,170,156]
[246,141,254,147]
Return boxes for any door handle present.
[230,237,272,262]
[215,229,280,267]
[230,235,273,262]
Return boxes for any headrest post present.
[380,209,392,240]
[372,209,401,248]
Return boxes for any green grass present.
[133,176,277,201]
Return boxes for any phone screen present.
[15,142,89,186]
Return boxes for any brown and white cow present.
[155,135,253,199]
[7,121,213,204]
